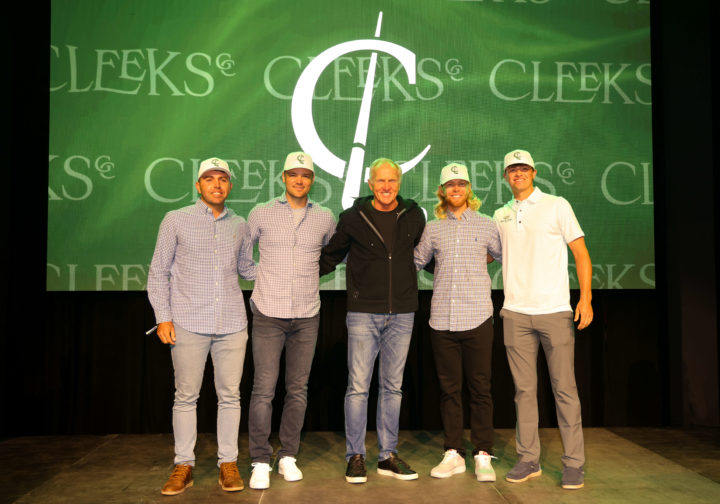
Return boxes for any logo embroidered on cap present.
[513,151,522,160]
[451,165,459,174]
[297,154,305,164]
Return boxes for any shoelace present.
[442,450,460,463]
[222,464,240,479]
[169,465,191,481]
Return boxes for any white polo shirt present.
[493,187,584,315]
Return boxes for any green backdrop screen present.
[48,0,653,291]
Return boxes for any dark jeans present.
[430,318,494,457]
[248,308,320,463]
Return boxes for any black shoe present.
[377,453,418,480]
[345,454,367,483]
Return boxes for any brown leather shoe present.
[161,464,193,495]
[219,462,245,492]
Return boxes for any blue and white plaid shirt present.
[147,199,256,334]
[414,209,501,331]
[249,195,336,319]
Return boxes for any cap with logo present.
[503,149,535,170]
[198,157,231,179]
[284,151,314,172]
[440,163,470,185]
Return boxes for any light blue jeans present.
[171,324,248,466]
[344,312,414,462]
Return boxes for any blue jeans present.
[345,312,415,461]
[171,324,248,466]
[248,308,320,463]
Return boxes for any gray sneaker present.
[561,465,584,489]
[505,461,541,483]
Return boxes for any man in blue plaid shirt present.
[246,152,336,490]
[147,157,256,496]
[415,163,501,483]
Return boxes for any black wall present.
[3,1,717,436]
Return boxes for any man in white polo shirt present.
[494,149,593,490]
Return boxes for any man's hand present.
[574,297,593,330]
[568,237,593,330]
[157,321,176,344]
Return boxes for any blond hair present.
[434,185,481,219]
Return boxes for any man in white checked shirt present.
[246,152,336,490]
[147,157,256,496]
[414,163,501,482]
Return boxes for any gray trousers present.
[500,308,585,468]
[248,308,320,463]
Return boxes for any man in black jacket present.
[319,158,426,484]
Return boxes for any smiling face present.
[504,164,536,199]
[369,163,400,211]
[195,170,232,209]
[441,179,470,212]
[282,168,314,201]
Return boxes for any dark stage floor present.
[1,428,719,503]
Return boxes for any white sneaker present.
[278,456,303,482]
[474,451,496,482]
[430,449,466,478]
[249,462,271,490]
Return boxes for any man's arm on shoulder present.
[414,225,433,272]
[319,214,351,276]
[487,216,502,263]
[568,236,593,330]
[237,222,256,281]
[322,211,338,247]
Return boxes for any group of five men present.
[147,149,593,495]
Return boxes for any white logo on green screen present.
[291,12,431,209]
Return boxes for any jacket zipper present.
[358,207,407,313]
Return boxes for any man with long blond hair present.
[415,162,501,482]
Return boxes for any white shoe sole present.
[476,471,496,482]
[278,467,303,482]
[377,468,419,480]
[345,475,367,483]
[430,465,466,478]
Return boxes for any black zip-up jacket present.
[319,195,426,313]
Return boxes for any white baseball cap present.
[440,163,470,185]
[504,149,535,170]
[198,157,231,179]
[284,151,314,172]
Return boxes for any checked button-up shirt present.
[147,199,256,334]
[249,195,336,319]
[414,209,501,332]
